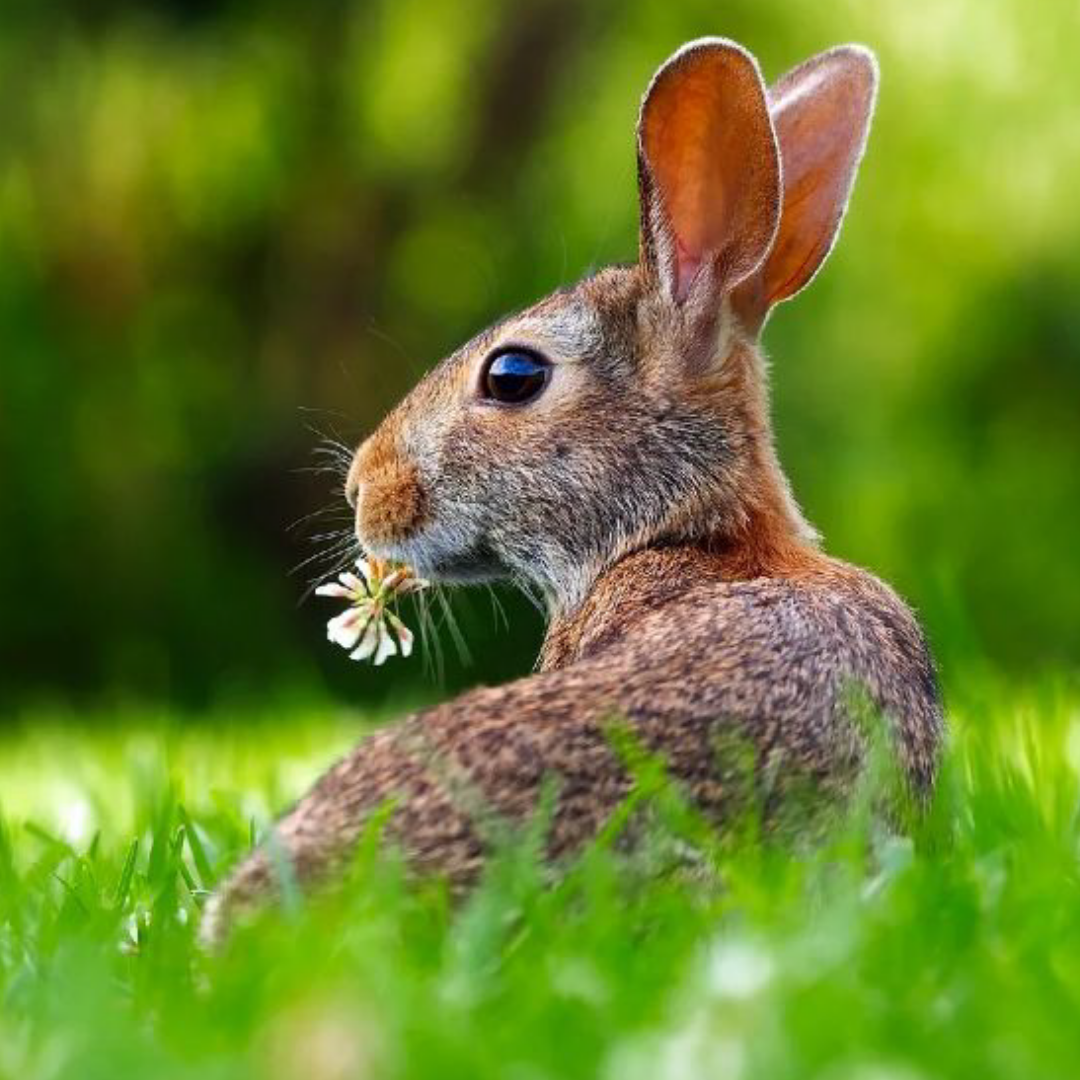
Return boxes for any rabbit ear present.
[734,45,878,327]
[637,39,781,307]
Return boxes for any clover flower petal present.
[315,581,353,600]
[339,571,367,596]
[386,612,414,658]
[372,623,398,666]
[327,606,367,650]
[348,617,380,662]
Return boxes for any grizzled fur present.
[201,38,943,946]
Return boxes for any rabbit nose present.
[345,459,362,509]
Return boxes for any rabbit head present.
[344,40,878,612]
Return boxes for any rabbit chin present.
[363,528,505,585]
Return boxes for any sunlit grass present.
[2,677,1079,1080]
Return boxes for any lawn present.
[2,676,1079,1080]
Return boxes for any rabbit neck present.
[538,500,828,673]
[537,332,821,664]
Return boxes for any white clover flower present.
[315,557,428,665]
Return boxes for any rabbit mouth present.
[365,529,504,585]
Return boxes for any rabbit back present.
[201,545,940,946]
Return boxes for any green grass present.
[2,677,1080,1080]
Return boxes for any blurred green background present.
[2,0,1078,712]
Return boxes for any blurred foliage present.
[1,0,1079,708]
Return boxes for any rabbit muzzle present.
[347,433,427,551]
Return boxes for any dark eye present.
[481,350,551,405]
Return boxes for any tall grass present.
[1,678,1079,1080]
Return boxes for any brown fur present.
[347,430,426,547]
[201,39,943,947]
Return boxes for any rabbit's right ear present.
[732,46,878,329]
[637,39,781,309]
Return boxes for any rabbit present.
[201,38,943,947]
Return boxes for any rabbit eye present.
[481,350,551,405]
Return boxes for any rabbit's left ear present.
[637,39,781,308]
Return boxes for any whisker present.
[301,460,351,478]
[295,539,361,606]
[434,587,472,666]
[303,527,355,545]
[290,533,355,579]
[287,428,362,600]
[302,416,359,447]
[484,584,510,633]
[286,505,353,534]
[413,590,445,684]
[508,570,543,615]
[310,446,354,467]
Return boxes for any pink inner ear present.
[647,79,737,297]
[758,48,876,308]
[674,238,704,303]
[640,43,780,305]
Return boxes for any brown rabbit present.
[201,38,943,945]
